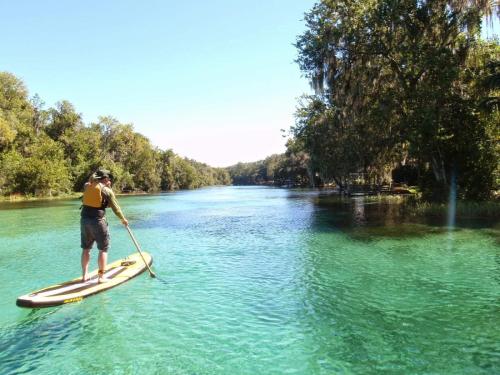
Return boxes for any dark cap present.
[93,169,113,181]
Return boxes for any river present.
[0,186,498,374]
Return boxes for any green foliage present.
[0,136,71,196]
[161,156,231,190]
[46,100,83,141]
[405,200,500,219]
[0,115,16,151]
[0,73,231,198]
[227,161,266,185]
[0,72,33,126]
[292,0,499,201]
[226,152,311,187]
[170,156,198,189]
[60,124,104,190]
[0,71,36,154]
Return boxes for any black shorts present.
[80,216,110,251]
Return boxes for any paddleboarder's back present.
[80,169,128,283]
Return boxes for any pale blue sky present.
[1,1,498,166]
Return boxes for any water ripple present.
[1,187,499,374]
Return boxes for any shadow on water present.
[312,195,499,242]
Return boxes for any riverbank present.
[317,193,500,219]
[374,193,500,219]
[0,190,152,203]
[405,199,500,219]
[0,192,82,203]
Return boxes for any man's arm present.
[103,187,128,225]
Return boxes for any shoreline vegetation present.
[0,71,233,198]
[407,200,500,219]
[0,190,151,203]
[289,2,499,203]
[317,193,500,219]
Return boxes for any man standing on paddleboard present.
[81,169,128,283]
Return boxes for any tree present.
[30,94,48,136]
[0,72,232,197]
[45,100,83,141]
[0,115,16,152]
[293,0,499,200]
[60,125,104,191]
[0,72,35,154]
[1,136,71,196]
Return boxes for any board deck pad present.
[16,252,152,308]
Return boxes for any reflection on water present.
[448,171,457,229]
[315,194,498,239]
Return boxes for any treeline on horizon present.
[227,153,312,187]
[0,72,231,197]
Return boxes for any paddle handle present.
[126,225,156,278]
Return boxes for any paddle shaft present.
[126,225,156,278]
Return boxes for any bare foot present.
[98,276,110,284]
[82,275,90,282]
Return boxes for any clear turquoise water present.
[0,186,499,374]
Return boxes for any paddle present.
[125,225,157,278]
